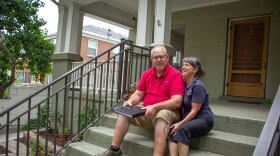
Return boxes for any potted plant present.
[125,82,137,99]
[56,127,70,143]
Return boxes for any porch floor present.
[210,98,271,121]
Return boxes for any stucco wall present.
[172,0,280,100]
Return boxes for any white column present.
[136,0,153,47]
[55,5,67,53]
[64,2,84,54]
[53,2,83,80]
[152,0,175,57]
[52,1,84,130]
[153,0,172,47]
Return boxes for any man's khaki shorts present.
[129,109,180,128]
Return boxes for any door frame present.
[226,16,270,98]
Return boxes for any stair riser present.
[102,114,264,137]
[83,130,154,156]
[213,115,264,137]
[191,137,255,156]
[84,128,255,156]
[100,115,154,138]
[65,146,93,156]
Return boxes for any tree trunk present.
[0,78,15,99]
[0,86,5,99]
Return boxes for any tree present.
[0,0,55,99]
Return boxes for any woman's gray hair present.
[182,56,205,78]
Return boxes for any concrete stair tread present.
[207,130,258,146]
[104,113,264,138]
[66,141,223,156]
[88,126,154,147]
[84,126,257,156]
[66,141,106,155]
[90,126,258,147]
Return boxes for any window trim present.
[88,39,98,57]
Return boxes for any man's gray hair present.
[151,45,168,56]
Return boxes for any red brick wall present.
[81,36,114,62]
[80,36,89,61]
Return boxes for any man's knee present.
[116,114,131,124]
[154,109,180,125]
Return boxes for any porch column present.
[53,2,83,79]
[135,0,153,47]
[152,0,175,56]
[52,1,83,128]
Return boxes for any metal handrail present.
[253,85,280,156]
[0,39,151,156]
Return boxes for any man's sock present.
[110,145,120,152]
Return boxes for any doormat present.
[227,100,262,104]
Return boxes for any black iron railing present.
[253,85,280,156]
[0,39,151,156]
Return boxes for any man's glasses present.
[151,55,166,61]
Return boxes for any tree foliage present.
[0,0,55,98]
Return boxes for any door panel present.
[227,16,269,98]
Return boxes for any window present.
[16,72,25,83]
[173,51,182,70]
[173,51,182,66]
[88,39,98,57]
[51,38,56,45]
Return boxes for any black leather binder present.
[113,106,146,118]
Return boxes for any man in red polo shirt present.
[98,45,184,156]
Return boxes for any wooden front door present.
[227,16,270,98]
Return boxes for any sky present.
[37,0,128,36]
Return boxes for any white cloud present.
[38,0,128,36]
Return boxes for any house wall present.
[80,36,114,62]
[172,0,280,100]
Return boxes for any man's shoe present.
[96,148,122,156]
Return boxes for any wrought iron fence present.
[0,39,151,156]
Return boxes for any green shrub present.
[22,104,51,131]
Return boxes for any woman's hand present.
[170,122,183,136]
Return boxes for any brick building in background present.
[15,25,127,85]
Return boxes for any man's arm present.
[153,95,183,110]
[123,90,145,106]
[143,94,183,118]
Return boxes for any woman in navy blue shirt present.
[168,57,214,156]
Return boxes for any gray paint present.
[172,0,280,99]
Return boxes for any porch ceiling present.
[77,0,238,32]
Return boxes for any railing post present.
[117,38,125,99]
[122,40,133,96]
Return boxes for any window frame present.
[88,39,98,57]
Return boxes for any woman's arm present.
[170,102,202,136]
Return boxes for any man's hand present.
[123,100,133,106]
[142,105,158,119]
[123,90,145,107]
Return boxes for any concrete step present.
[102,113,264,138]
[65,142,108,156]
[82,126,257,156]
[65,140,223,156]
[191,130,258,156]
[100,113,154,138]
[213,114,264,137]
[83,126,154,156]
